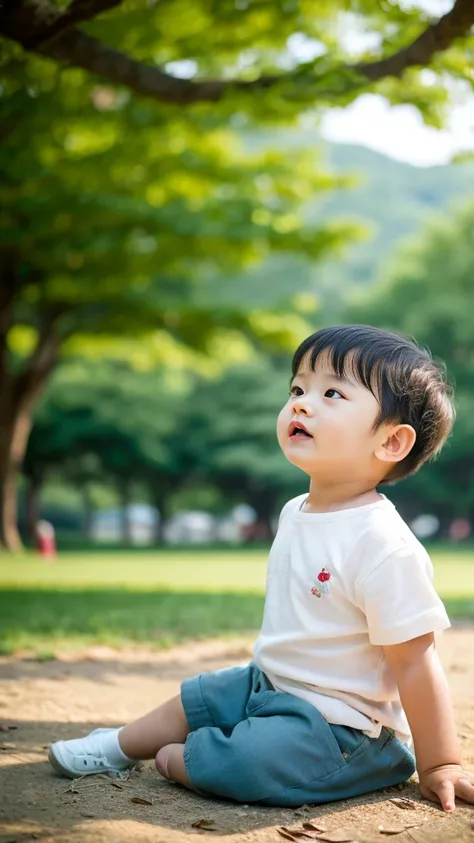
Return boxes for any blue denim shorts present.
[181,663,415,807]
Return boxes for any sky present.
[320,95,474,167]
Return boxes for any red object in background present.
[449,518,471,542]
[36,520,57,559]
[38,534,56,557]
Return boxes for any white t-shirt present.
[253,493,450,741]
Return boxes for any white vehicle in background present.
[91,504,257,545]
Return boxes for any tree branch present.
[14,313,61,411]
[0,253,28,397]
[355,0,474,82]
[57,0,123,27]
[1,0,473,104]
[29,0,124,50]
[39,29,240,103]
[0,0,124,49]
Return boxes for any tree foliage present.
[0,35,351,550]
[2,0,473,119]
[183,360,304,531]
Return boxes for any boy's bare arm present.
[383,632,474,812]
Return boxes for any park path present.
[0,630,473,843]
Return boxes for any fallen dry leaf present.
[379,825,420,836]
[191,819,216,830]
[303,822,327,833]
[315,833,356,843]
[389,797,418,810]
[279,827,314,840]
[130,795,153,805]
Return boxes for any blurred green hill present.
[315,141,474,295]
[246,131,474,313]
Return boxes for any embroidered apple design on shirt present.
[312,567,331,597]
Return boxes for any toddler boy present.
[49,325,474,811]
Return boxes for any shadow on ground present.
[2,722,470,843]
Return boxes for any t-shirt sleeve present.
[277,495,306,529]
[355,545,451,646]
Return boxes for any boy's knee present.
[156,743,192,789]
[155,746,171,779]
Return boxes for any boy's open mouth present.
[289,421,313,439]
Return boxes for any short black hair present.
[292,324,455,481]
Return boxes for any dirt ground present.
[1,629,473,843]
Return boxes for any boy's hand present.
[419,764,474,811]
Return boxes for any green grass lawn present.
[0,547,473,656]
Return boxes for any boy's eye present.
[290,385,304,396]
[325,388,344,399]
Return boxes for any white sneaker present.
[48,728,134,779]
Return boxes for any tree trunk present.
[118,480,132,544]
[152,492,168,546]
[25,472,42,545]
[248,488,278,542]
[0,407,33,551]
[0,297,60,552]
[81,484,93,539]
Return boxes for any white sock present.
[100,728,136,765]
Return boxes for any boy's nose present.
[292,398,312,416]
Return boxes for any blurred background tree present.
[182,359,304,536]
[0,45,354,549]
[1,0,474,550]
[23,360,185,543]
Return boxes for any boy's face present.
[277,352,386,482]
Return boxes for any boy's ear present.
[375,424,416,466]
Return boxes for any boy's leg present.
[119,694,189,759]
[154,664,268,791]
[120,662,258,760]
[49,663,257,780]
[153,664,264,791]
[49,694,189,779]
